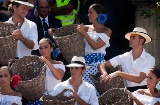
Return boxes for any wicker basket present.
[40,89,76,105]
[0,22,17,66]
[98,88,130,105]
[90,66,124,95]
[8,55,46,101]
[52,24,85,62]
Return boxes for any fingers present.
[100,74,110,83]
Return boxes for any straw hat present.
[13,0,34,7]
[66,56,89,68]
[125,27,151,43]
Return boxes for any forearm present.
[133,97,144,105]
[83,32,98,50]
[46,61,63,80]
[98,61,112,74]
[51,4,72,15]
[118,72,145,83]
[20,37,34,49]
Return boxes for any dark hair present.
[8,1,21,13]
[37,0,48,8]
[139,35,146,45]
[90,4,106,14]
[150,68,160,79]
[39,38,53,47]
[81,67,86,70]
[0,66,13,77]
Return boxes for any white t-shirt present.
[6,17,38,58]
[0,94,22,105]
[133,91,160,105]
[85,32,110,55]
[110,49,155,87]
[49,79,99,105]
[44,64,65,94]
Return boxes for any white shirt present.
[85,32,110,54]
[49,79,99,105]
[109,49,155,87]
[133,91,160,105]
[0,94,22,105]
[44,64,65,94]
[6,17,38,58]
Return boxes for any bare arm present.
[12,29,34,49]
[51,3,74,15]
[40,56,64,80]
[118,72,146,83]
[77,24,112,50]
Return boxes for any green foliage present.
[140,2,160,18]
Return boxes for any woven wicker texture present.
[8,55,46,101]
[98,88,130,105]
[90,66,124,95]
[52,24,85,62]
[40,89,75,105]
[0,22,17,66]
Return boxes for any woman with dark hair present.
[126,68,160,105]
[28,38,65,105]
[0,66,22,105]
[77,3,112,96]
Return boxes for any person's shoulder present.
[144,51,155,60]
[104,27,112,37]
[14,91,22,98]
[52,60,64,65]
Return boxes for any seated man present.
[49,56,99,105]
[99,27,155,92]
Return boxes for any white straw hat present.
[13,0,34,7]
[66,56,90,68]
[125,27,151,43]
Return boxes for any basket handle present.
[57,89,73,97]
[8,59,18,67]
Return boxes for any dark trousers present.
[127,85,147,92]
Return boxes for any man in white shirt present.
[49,56,99,105]
[99,27,155,92]
[6,0,38,58]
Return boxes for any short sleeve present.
[97,33,110,47]
[109,55,122,68]
[54,64,66,72]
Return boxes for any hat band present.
[71,61,85,66]
[133,31,148,35]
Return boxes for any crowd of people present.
[0,0,160,105]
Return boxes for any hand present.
[12,29,23,41]
[77,24,86,35]
[125,89,135,100]
[48,28,55,36]
[39,56,49,64]
[70,91,79,99]
[100,73,108,81]
[100,71,120,82]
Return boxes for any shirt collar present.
[39,16,48,22]
[130,48,146,59]
[7,17,27,30]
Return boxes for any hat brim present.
[125,31,151,43]
[14,1,34,7]
[66,64,90,68]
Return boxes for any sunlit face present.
[13,4,30,19]
[0,69,12,87]
[88,6,98,23]
[39,40,53,58]
[146,71,158,89]
[70,67,85,78]
[37,0,49,17]
[129,34,142,48]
